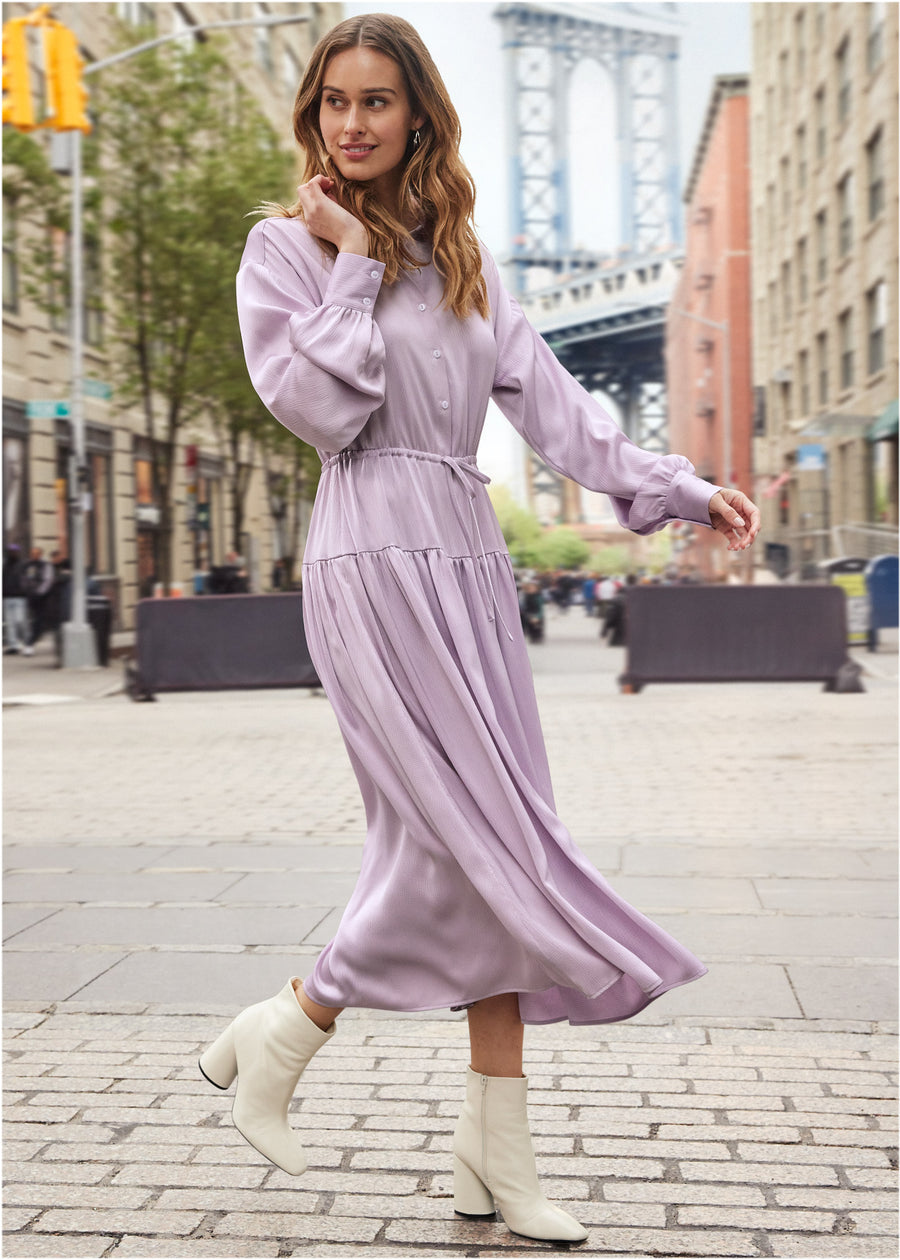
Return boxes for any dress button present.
[433,349,442,359]
[362,297,371,306]
[370,270,379,278]
[418,303,427,311]
[440,400,449,410]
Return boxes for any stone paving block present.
[567,1201,668,1228]
[154,1188,319,1213]
[581,1137,731,1160]
[111,1240,282,1258]
[109,1163,269,1188]
[808,1128,896,1148]
[2,906,62,942]
[3,871,242,903]
[767,1236,899,1258]
[846,1168,900,1189]
[679,1160,841,1186]
[842,1210,900,1235]
[677,1205,836,1231]
[264,1170,420,1196]
[2,1160,115,1185]
[10,905,328,947]
[5,1184,152,1210]
[214,870,360,903]
[75,950,322,1007]
[772,1187,898,1211]
[755,877,899,915]
[604,1182,768,1206]
[1,1235,119,1257]
[3,1122,117,1144]
[211,1213,382,1242]
[788,963,899,1021]
[3,950,130,1003]
[2,1209,43,1231]
[37,1143,197,1163]
[656,1122,805,1143]
[734,1141,892,1166]
[33,1209,206,1235]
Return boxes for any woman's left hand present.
[708,488,761,552]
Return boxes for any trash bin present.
[87,595,113,667]
[818,557,870,646]
[865,554,899,651]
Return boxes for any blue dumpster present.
[865,554,898,651]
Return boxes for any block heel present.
[453,1153,496,1218]
[198,1022,238,1090]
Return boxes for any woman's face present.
[319,46,424,205]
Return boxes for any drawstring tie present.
[323,447,515,641]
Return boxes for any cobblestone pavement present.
[3,613,897,1258]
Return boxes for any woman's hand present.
[296,175,369,256]
[708,487,761,552]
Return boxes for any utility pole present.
[3,6,310,667]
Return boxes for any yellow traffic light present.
[44,21,90,133]
[2,18,35,131]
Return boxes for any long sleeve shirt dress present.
[237,216,711,1026]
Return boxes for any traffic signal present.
[2,18,34,130]
[44,21,90,133]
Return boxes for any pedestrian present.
[581,571,597,616]
[2,544,29,654]
[203,12,760,1244]
[20,546,55,651]
[519,578,545,644]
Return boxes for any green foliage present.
[488,485,592,571]
[589,544,630,575]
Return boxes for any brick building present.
[750,1,898,578]
[665,75,754,581]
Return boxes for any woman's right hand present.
[296,175,369,256]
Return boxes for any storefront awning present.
[799,413,873,439]
[868,399,898,442]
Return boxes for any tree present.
[535,527,591,571]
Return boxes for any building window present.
[766,86,775,149]
[815,3,826,44]
[836,39,851,127]
[814,86,826,161]
[781,261,792,324]
[48,226,69,335]
[867,280,887,375]
[3,401,30,553]
[796,125,807,191]
[117,2,156,25]
[816,332,828,404]
[767,183,776,238]
[768,281,778,337]
[283,45,301,98]
[867,1,885,73]
[795,9,807,79]
[781,157,791,217]
[815,210,828,283]
[779,50,790,111]
[867,128,884,221]
[799,349,810,416]
[797,237,809,305]
[254,2,273,73]
[84,235,103,348]
[55,424,114,576]
[3,197,18,313]
[837,173,854,258]
[838,309,854,391]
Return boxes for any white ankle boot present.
[199,978,335,1175]
[452,1065,588,1243]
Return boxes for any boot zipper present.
[480,1073,488,1184]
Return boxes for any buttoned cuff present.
[668,471,722,528]
[323,252,385,313]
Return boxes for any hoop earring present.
[413,129,421,149]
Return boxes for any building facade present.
[2,1,340,628]
[750,1,898,579]
[665,75,754,581]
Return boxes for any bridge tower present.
[495,3,685,529]
[496,2,683,290]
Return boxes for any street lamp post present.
[60,9,309,667]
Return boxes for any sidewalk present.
[3,613,897,1258]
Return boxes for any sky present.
[340,0,752,495]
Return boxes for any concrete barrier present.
[129,593,320,700]
[619,584,863,693]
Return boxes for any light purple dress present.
[237,217,713,1025]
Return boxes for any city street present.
[3,613,897,1258]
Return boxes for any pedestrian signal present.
[44,22,90,133]
[2,18,34,130]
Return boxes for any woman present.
[200,13,760,1244]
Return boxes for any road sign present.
[25,400,70,419]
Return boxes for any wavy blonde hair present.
[269,13,488,320]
